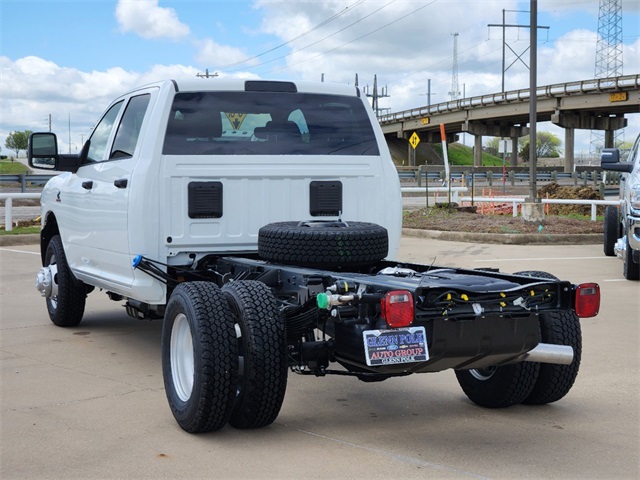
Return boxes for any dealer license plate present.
[363,326,429,367]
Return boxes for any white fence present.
[0,191,621,233]
[458,196,620,221]
[0,193,41,231]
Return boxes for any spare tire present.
[258,220,388,268]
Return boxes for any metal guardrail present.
[0,193,41,231]
[0,174,56,192]
[397,168,611,187]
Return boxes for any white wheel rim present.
[47,253,59,310]
[170,313,194,402]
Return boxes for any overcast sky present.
[1,0,639,156]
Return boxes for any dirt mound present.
[537,182,602,216]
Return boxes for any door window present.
[87,101,124,162]
[110,94,151,160]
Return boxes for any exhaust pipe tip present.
[517,343,574,365]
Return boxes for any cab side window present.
[87,101,124,163]
[110,94,151,160]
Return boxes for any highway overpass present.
[379,74,639,171]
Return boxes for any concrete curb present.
[0,234,39,246]
[402,228,603,245]
[1,231,603,247]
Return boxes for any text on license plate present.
[363,327,429,367]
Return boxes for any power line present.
[210,0,367,71]
[267,0,438,74]
[224,0,398,74]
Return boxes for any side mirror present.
[601,147,633,173]
[600,148,619,164]
[28,132,58,170]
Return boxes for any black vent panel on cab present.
[188,182,223,218]
[310,181,342,216]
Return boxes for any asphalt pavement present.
[1,238,638,480]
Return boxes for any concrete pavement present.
[1,238,638,479]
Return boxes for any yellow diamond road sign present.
[409,132,420,149]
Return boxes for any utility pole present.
[364,75,390,118]
[529,0,538,202]
[449,33,460,101]
[488,10,549,92]
[196,69,218,78]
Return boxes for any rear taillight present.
[575,283,600,318]
[380,290,414,327]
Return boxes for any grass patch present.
[432,143,503,166]
[0,226,40,235]
[0,160,30,174]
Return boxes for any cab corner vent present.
[310,181,342,216]
[188,182,223,219]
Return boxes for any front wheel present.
[603,205,620,257]
[162,282,238,433]
[42,235,86,327]
[623,234,640,280]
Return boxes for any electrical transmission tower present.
[448,33,460,101]
[591,0,623,156]
[595,0,623,79]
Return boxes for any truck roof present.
[132,78,362,97]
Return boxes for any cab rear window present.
[162,91,379,156]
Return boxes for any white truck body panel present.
[40,79,402,304]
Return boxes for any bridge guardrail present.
[379,74,640,123]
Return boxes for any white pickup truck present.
[29,78,600,433]
[602,133,640,280]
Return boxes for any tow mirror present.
[601,147,633,173]
[600,148,619,164]
[28,132,58,170]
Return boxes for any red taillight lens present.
[575,283,600,318]
[380,290,414,327]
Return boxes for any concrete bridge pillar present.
[474,135,483,167]
[510,136,519,167]
[605,130,615,149]
[564,127,575,173]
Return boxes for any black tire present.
[222,281,288,429]
[162,282,238,433]
[455,362,540,408]
[258,220,388,268]
[603,205,619,257]
[43,235,86,327]
[513,270,582,404]
[623,234,640,280]
[523,310,581,405]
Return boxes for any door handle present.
[82,181,93,190]
[114,178,128,189]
